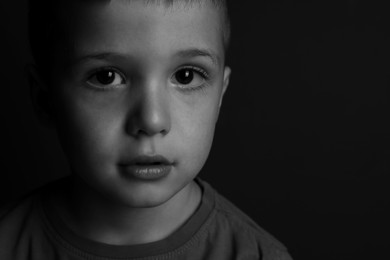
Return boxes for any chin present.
[122,193,171,208]
[107,182,178,209]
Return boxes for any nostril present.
[160,129,169,136]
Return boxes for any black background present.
[1,1,389,259]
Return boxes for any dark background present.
[1,1,389,259]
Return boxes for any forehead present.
[56,0,224,65]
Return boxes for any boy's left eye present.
[171,67,208,89]
[87,69,125,89]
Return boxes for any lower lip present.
[120,164,172,180]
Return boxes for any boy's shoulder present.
[199,179,293,260]
[0,185,45,259]
[0,179,67,260]
[0,186,43,232]
[0,178,293,260]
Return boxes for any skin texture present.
[31,0,230,245]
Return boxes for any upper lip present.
[120,155,174,166]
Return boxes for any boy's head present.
[29,0,231,208]
[28,0,230,73]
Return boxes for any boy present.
[0,0,293,259]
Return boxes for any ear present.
[26,64,53,127]
[218,66,231,108]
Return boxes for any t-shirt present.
[0,178,293,260]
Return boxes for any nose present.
[126,81,171,138]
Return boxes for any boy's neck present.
[53,178,202,245]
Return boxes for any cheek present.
[54,93,123,173]
[174,97,220,169]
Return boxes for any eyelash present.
[173,66,210,92]
[86,67,126,91]
[182,66,209,78]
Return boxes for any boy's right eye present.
[87,68,126,90]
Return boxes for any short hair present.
[28,0,231,71]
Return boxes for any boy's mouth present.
[128,155,174,166]
[118,155,174,180]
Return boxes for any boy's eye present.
[175,69,195,85]
[87,69,125,89]
[172,67,208,89]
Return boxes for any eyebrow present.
[71,52,124,65]
[175,48,220,67]
[71,48,220,67]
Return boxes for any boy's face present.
[45,0,230,207]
